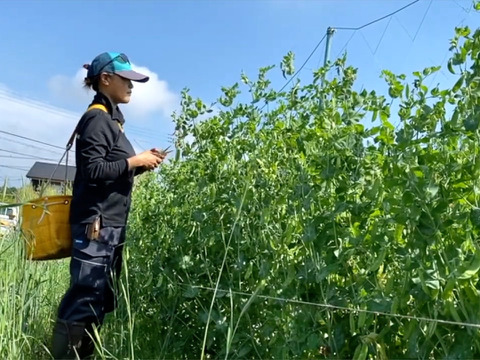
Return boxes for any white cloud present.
[0,69,178,187]
[47,64,179,121]
[125,65,179,119]
[45,65,179,161]
[48,69,91,106]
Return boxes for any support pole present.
[2,177,7,202]
[322,27,336,85]
[320,27,336,109]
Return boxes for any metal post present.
[2,177,7,202]
[322,27,336,84]
[320,27,335,109]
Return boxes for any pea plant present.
[127,24,480,359]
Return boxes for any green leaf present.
[471,208,480,227]
[395,224,405,243]
[307,334,320,350]
[447,300,462,322]
[452,75,464,93]
[353,343,368,360]
[447,59,455,74]
[456,26,471,37]
[240,72,250,85]
[280,51,295,78]
[422,104,433,115]
[443,277,456,300]
[426,184,439,199]
[388,86,401,99]
[457,251,480,280]
[182,285,199,298]
[358,310,367,328]
[463,115,479,131]
[452,52,464,66]
[451,109,460,126]
[368,248,387,272]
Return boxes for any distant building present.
[26,162,76,190]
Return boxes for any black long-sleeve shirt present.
[70,92,136,227]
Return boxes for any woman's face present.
[100,73,133,105]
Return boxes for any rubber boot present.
[51,319,95,359]
[78,323,96,359]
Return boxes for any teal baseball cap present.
[85,52,149,82]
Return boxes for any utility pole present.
[322,27,336,85]
[319,27,336,109]
[2,177,7,202]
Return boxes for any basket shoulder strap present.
[41,104,109,196]
[86,104,108,113]
[66,104,108,149]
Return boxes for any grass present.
[0,186,68,358]
[0,183,255,359]
[0,229,69,359]
[0,231,143,359]
[0,185,137,359]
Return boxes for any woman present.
[51,52,164,359]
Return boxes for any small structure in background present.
[0,203,19,234]
[26,162,76,191]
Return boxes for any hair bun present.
[83,64,90,70]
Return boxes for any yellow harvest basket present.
[21,195,72,260]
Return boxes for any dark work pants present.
[57,223,126,327]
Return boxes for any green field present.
[3,23,480,359]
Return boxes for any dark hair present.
[83,75,101,92]
[83,64,102,92]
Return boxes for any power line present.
[333,0,421,56]
[0,177,24,181]
[324,0,422,77]
[334,31,357,61]
[335,0,420,31]
[0,150,69,179]
[394,15,415,41]
[0,125,161,156]
[413,0,434,41]
[0,130,65,150]
[0,155,49,160]
[0,89,79,122]
[277,33,328,94]
[0,165,29,171]
[451,0,472,13]
[127,124,163,135]
[359,31,376,57]
[0,136,65,156]
[271,0,420,104]
[193,285,480,330]
[0,148,56,159]
[127,129,170,142]
[0,88,165,152]
[0,149,32,157]
[374,16,393,54]
[393,0,434,44]
[0,150,58,162]
[346,18,393,57]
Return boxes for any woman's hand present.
[150,147,170,159]
[127,150,164,170]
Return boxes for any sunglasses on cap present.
[97,53,130,75]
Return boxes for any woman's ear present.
[100,73,111,86]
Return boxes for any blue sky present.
[0,0,478,187]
